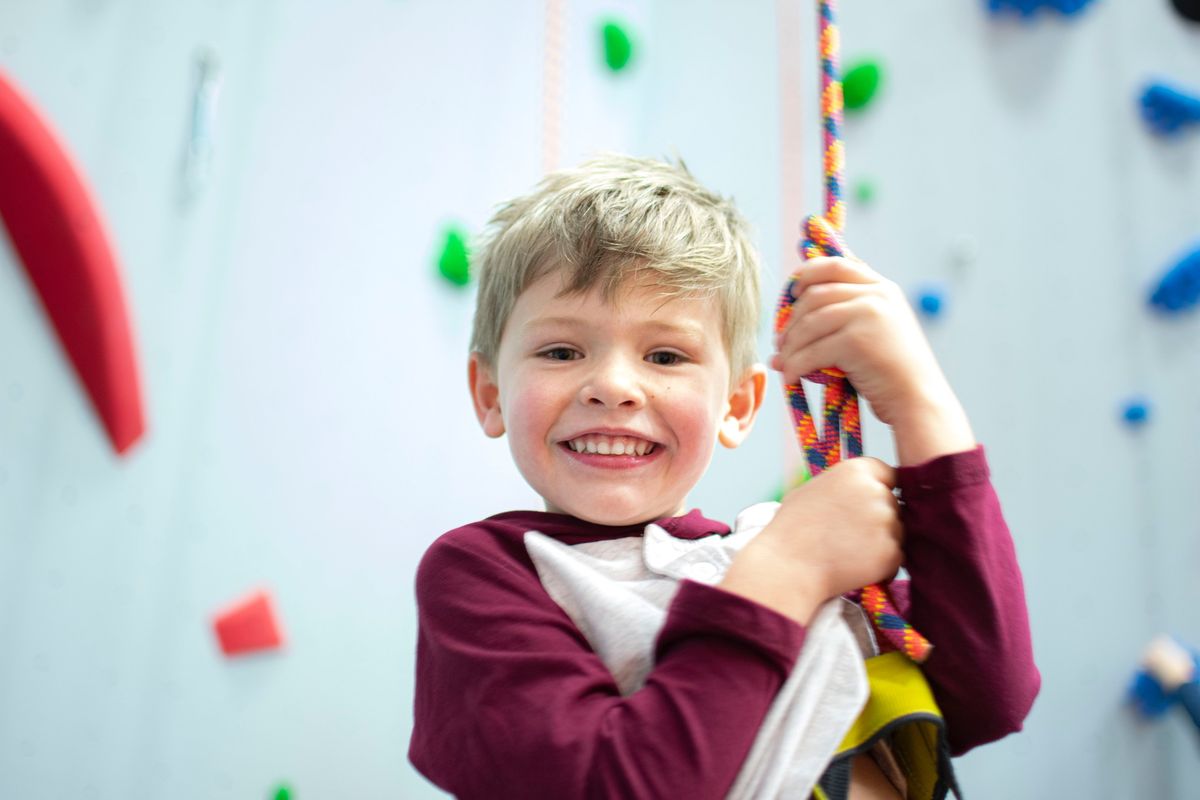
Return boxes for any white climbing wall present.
[1,1,1198,798]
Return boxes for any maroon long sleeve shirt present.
[409,446,1040,798]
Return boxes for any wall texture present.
[1,1,1198,798]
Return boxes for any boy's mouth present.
[560,434,658,457]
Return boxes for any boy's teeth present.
[568,435,655,456]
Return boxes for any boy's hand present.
[770,256,975,465]
[720,458,902,625]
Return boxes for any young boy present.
[409,154,1039,799]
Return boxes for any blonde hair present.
[469,153,762,379]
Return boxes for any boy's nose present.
[580,360,646,409]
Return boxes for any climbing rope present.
[541,0,564,175]
[775,0,931,663]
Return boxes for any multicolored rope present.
[775,0,931,663]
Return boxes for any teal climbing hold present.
[601,20,634,72]
[843,60,882,112]
[437,227,471,287]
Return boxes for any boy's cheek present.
[504,389,558,437]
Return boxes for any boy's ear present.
[468,352,506,438]
[718,364,767,449]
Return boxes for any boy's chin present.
[545,498,686,528]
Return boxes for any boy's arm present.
[890,377,977,468]
[773,254,1039,752]
[409,527,806,800]
[891,446,1041,755]
[884,358,1039,754]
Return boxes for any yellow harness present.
[813,653,959,800]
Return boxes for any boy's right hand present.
[719,458,903,626]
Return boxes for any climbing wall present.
[1,1,1198,798]
[829,2,1200,797]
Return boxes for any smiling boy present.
[409,155,1039,799]
[469,268,762,526]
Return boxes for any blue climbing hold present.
[1121,397,1151,427]
[1149,244,1200,314]
[914,284,946,319]
[985,0,1095,17]
[1129,669,1177,718]
[1140,81,1200,137]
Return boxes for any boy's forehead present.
[518,273,714,333]
[523,313,707,341]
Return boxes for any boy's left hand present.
[770,256,970,453]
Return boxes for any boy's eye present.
[647,351,683,366]
[541,347,580,361]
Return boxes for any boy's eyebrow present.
[524,316,708,340]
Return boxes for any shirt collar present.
[487,508,730,545]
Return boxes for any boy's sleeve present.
[408,527,806,800]
[892,445,1041,756]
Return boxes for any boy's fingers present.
[797,281,871,306]
[777,297,857,355]
[858,457,898,490]
[789,257,880,293]
[774,284,868,349]
[791,283,875,319]
[773,331,842,386]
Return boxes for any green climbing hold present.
[270,784,292,800]
[437,227,471,287]
[854,179,876,204]
[769,464,812,503]
[843,59,882,112]
[601,20,634,72]
[787,465,812,491]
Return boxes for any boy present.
[409,154,1039,798]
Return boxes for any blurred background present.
[2,0,1200,797]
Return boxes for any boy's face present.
[469,270,765,527]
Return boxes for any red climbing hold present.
[213,590,285,657]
